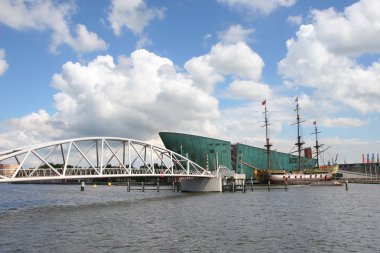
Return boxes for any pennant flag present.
[313,120,316,125]
[295,96,298,102]
[262,99,266,106]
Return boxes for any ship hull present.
[263,165,338,184]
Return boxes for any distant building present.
[0,164,18,177]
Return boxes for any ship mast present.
[262,100,272,170]
[312,121,321,168]
[294,97,305,171]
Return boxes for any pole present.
[81,181,85,191]
[263,103,272,171]
[216,152,219,177]
[312,121,321,167]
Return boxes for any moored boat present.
[263,97,337,184]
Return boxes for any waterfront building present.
[159,132,316,179]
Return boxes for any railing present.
[0,137,213,183]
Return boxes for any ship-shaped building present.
[159,132,316,179]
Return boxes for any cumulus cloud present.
[0,49,9,76]
[0,49,221,150]
[108,0,165,36]
[0,0,107,53]
[0,24,270,153]
[225,80,272,100]
[279,0,380,114]
[311,0,380,56]
[218,0,296,14]
[185,25,265,94]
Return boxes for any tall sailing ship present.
[262,98,338,184]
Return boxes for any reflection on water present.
[0,183,379,252]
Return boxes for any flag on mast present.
[295,96,298,102]
[261,99,266,106]
[313,120,316,125]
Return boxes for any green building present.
[159,132,316,178]
[159,132,231,171]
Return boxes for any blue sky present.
[0,0,379,164]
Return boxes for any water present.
[0,183,379,252]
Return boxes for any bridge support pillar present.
[157,179,160,192]
[142,182,145,192]
[181,178,222,192]
[127,179,130,192]
[172,182,175,192]
[81,181,85,191]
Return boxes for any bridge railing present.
[0,137,213,183]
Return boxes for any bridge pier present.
[157,179,160,192]
[181,178,222,192]
[127,179,130,192]
[81,181,85,191]
[142,182,145,192]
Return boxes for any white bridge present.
[0,137,214,183]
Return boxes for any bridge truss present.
[0,137,213,183]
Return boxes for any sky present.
[1,0,379,164]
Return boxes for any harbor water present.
[0,183,379,252]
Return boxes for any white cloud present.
[218,0,296,14]
[108,0,165,36]
[311,0,380,56]
[135,34,153,49]
[0,49,220,150]
[185,25,270,99]
[322,117,367,128]
[0,0,107,53]
[69,25,107,53]
[278,0,380,114]
[0,49,9,76]
[287,15,302,25]
[225,80,272,100]
[185,42,264,92]
[185,26,264,93]
[0,24,271,159]
[217,24,254,44]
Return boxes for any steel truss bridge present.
[0,137,213,183]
